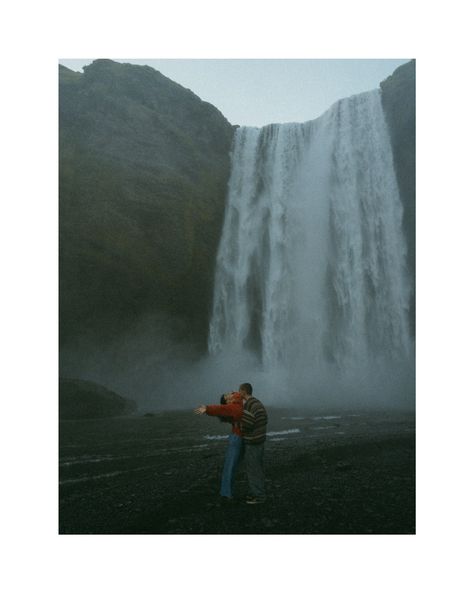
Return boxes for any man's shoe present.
[245,496,265,505]
[220,496,236,506]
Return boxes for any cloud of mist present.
[60,314,414,412]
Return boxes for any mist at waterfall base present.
[61,89,414,412]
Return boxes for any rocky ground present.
[59,408,415,534]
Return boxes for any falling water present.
[209,90,414,407]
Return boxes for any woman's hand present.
[194,405,207,415]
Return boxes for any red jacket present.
[206,393,243,436]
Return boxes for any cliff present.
[59,60,235,353]
[380,60,416,334]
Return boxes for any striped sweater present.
[241,397,268,445]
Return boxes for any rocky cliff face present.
[59,60,235,355]
[380,60,416,334]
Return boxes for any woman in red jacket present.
[194,392,243,501]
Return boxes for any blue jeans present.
[220,433,243,498]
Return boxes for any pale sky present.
[59,58,411,128]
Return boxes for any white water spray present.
[209,90,414,407]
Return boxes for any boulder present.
[59,377,137,419]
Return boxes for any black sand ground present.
[59,408,415,534]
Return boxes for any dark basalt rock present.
[380,60,416,335]
[59,377,137,419]
[59,60,235,353]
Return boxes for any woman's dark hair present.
[218,393,233,423]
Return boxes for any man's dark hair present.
[239,383,253,396]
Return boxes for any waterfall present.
[209,89,414,407]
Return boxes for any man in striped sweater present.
[239,383,268,505]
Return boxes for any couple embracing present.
[194,383,268,505]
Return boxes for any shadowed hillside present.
[60,378,137,419]
[59,60,235,355]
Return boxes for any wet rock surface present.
[59,409,415,534]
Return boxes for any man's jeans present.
[220,433,243,498]
[245,442,265,499]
